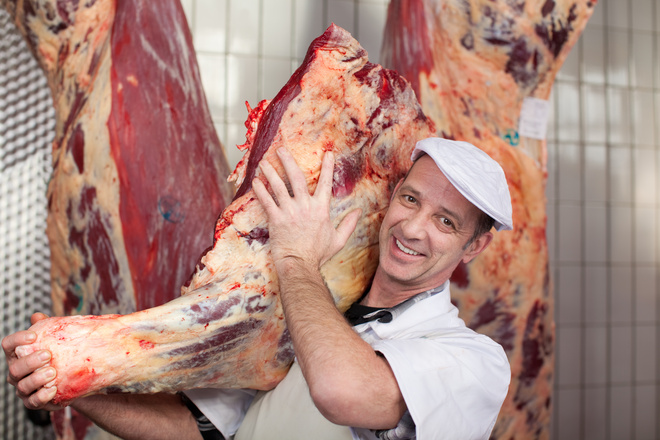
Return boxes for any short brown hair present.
[464,212,495,249]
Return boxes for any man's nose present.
[400,212,428,239]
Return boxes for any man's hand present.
[3,313,62,411]
[252,148,361,269]
[252,149,406,429]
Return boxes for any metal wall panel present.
[0,8,55,440]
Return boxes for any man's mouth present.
[395,239,420,256]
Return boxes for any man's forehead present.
[406,155,452,189]
[403,156,479,213]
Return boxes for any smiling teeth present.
[396,239,419,256]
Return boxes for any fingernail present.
[38,351,51,362]
[44,367,56,380]
[46,386,57,399]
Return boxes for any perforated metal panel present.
[0,7,56,440]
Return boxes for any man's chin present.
[378,263,421,286]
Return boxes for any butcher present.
[4,137,512,440]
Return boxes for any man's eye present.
[440,217,453,227]
[403,195,416,203]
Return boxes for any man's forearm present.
[276,258,406,428]
[276,259,360,379]
[71,393,202,440]
[254,147,405,427]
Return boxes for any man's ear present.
[461,231,493,264]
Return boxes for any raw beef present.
[381,1,596,438]
[1,0,233,317]
[17,24,436,405]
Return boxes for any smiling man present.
[4,137,512,440]
[367,146,497,308]
[219,137,513,440]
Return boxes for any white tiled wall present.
[180,0,389,167]
[547,0,660,438]
[181,1,659,439]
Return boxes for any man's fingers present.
[276,148,308,197]
[252,177,277,211]
[23,385,58,410]
[258,158,291,202]
[2,331,36,358]
[335,208,362,246]
[15,364,56,397]
[8,350,51,385]
[317,208,361,267]
[31,313,50,325]
[3,314,61,411]
[314,150,335,200]
[258,149,334,205]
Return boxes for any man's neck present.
[361,271,449,308]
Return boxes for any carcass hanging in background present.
[1,0,233,318]
[2,0,233,437]
[381,0,597,438]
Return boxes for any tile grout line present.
[626,0,638,437]
[577,24,587,440]
[652,0,660,437]
[602,2,612,439]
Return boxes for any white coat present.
[186,281,511,440]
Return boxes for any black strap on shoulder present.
[178,392,227,440]
[344,302,393,325]
[344,284,447,327]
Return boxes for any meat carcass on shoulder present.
[381,1,597,438]
[17,23,436,405]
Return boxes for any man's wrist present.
[273,256,317,278]
[274,256,334,308]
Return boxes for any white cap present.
[411,137,513,231]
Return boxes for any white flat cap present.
[411,137,513,231]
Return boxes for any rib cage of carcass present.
[15,22,437,404]
[380,0,596,438]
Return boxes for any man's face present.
[375,155,492,293]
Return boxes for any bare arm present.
[253,148,406,429]
[72,394,202,440]
[277,260,406,429]
[3,313,202,440]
